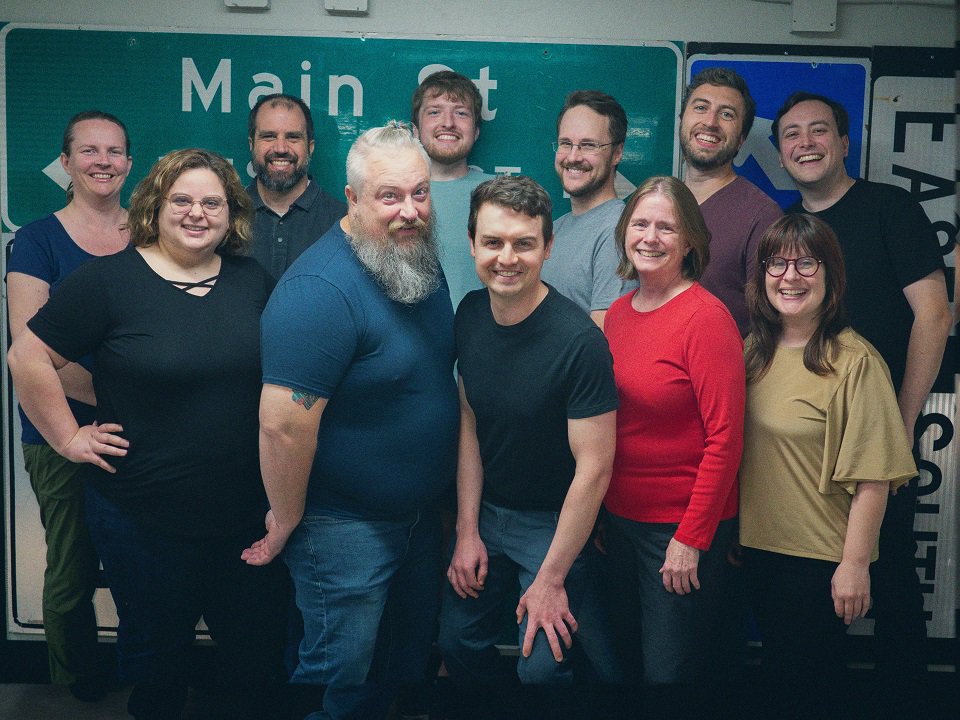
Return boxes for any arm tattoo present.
[291,390,321,410]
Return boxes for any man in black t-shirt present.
[437,175,620,693]
[773,91,952,712]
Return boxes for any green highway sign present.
[1,24,681,230]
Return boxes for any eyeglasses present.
[763,256,822,278]
[552,140,615,156]
[167,194,227,216]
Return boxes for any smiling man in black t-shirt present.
[438,175,620,695]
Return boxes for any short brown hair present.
[614,176,710,281]
[126,149,253,256]
[411,71,483,127]
[468,175,553,243]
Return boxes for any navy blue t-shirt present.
[261,224,459,519]
[5,214,98,444]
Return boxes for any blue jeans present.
[603,513,734,685]
[84,486,288,719]
[282,509,442,720]
[438,501,620,685]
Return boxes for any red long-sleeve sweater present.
[603,284,744,550]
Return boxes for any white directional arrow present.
[42,156,70,191]
[614,170,637,199]
[559,170,637,200]
[734,117,797,192]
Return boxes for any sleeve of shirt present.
[7,222,55,282]
[26,261,111,361]
[590,225,632,311]
[676,302,745,550]
[823,352,917,494]
[881,186,945,289]
[565,326,619,419]
[261,273,360,397]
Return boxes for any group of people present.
[4,66,951,720]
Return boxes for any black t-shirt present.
[29,246,275,537]
[788,180,944,392]
[456,286,618,512]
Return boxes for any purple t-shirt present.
[699,176,782,336]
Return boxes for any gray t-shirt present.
[541,197,637,314]
[432,167,495,308]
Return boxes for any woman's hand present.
[59,422,128,473]
[831,560,871,625]
[660,537,701,594]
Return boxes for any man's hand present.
[446,532,488,599]
[516,576,577,662]
[660,537,701,594]
[241,510,292,566]
[59,422,128,473]
[831,560,871,625]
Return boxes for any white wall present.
[1,0,954,49]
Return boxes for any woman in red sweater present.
[602,176,744,694]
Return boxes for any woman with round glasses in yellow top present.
[8,149,288,720]
[739,213,916,718]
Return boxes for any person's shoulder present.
[835,326,884,364]
[852,179,916,207]
[455,288,491,323]
[285,223,352,275]
[685,284,741,334]
[592,197,626,220]
[731,176,781,213]
[12,214,68,250]
[544,287,604,333]
[465,167,496,184]
[222,253,273,283]
[691,282,734,311]
[310,182,348,213]
[831,326,898,384]
[15,213,61,236]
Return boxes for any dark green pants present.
[23,443,101,685]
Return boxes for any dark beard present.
[679,134,740,172]
[253,155,308,194]
[348,213,441,305]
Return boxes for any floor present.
[3,671,960,720]
[1,637,956,719]
[0,683,132,720]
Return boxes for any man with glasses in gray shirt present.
[541,90,636,329]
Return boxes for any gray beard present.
[349,216,441,305]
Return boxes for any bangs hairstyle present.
[614,176,709,282]
[126,148,253,256]
[745,213,849,381]
[412,71,484,127]
[467,175,553,243]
